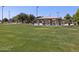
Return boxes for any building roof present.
[37,16,57,20]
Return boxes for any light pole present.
[8,10,10,20]
[36,6,39,17]
[2,6,4,23]
[56,12,60,18]
[49,12,52,17]
[8,10,11,23]
[36,6,39,25]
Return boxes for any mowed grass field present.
[0,24,79,52]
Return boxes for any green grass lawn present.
[0,24,79,52]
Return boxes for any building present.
[33,16,65,26]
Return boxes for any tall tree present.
[2,18,8,23]
[12,13,35,23]
[18,13,28,23]
[28,14,35,23]
[12,13,28,23]
[64,13,72,26]
[73,8,79,25]
[12,15,19,23]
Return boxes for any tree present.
[36,16,43,18]
[12,16,19,23]
[12,13,35,24]
[28,14,35,23]
[2,18,8,23]
[18,13,28,23]
[12,13,28,23]
[73,8,79,25]
[64,14,72,26]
